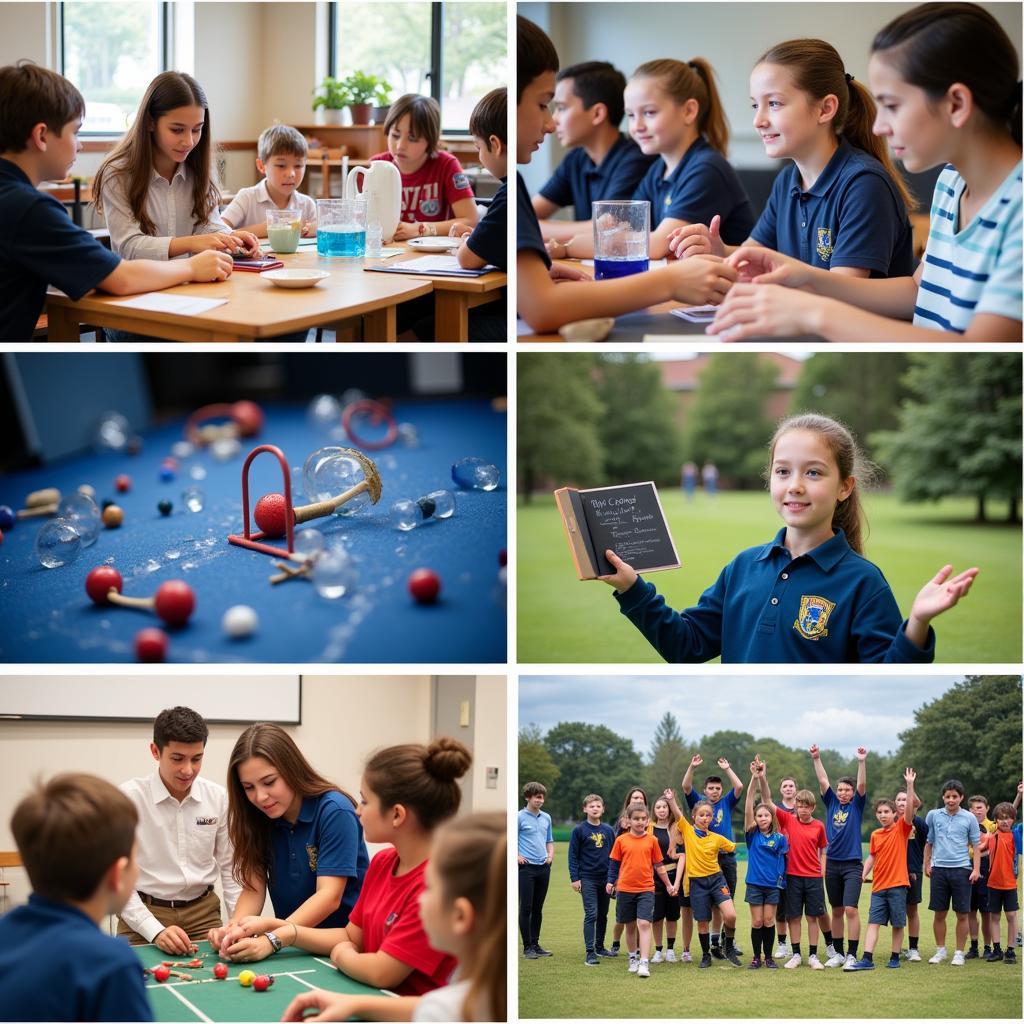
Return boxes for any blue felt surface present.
[0,400,506,663]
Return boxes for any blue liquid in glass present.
[594,256,649,280]
[318,225,367,258]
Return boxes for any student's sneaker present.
[710,944,725,960]
[596,947,616,958]
[775,941,790,959]
[1004,950,1017,964]
[951,950,966,966]
[532,944,553,957]
[808,953,825,970]
[843,957,875,971]
[748,956,762,970]
[725,948,742,967]
[524,947,540,960]
[965,947,980,960]
[824,944,838,960]
[681,950,693,963]
[764,957,778,969]
[699,952,713,969]
[637,960,650,978]
[928,947,947,964]
[1017,933,1022,948]
[651,950,664,964]
[665,948,677,963]
[628,957,639,974]
[844,953,859,970]
[907,948,922,962]
[887,956,901,969]
[985,948,1004,962]
[783,954,802,969]
[585,951,600,967]
[825,952,846,968]
[608,945,621,957]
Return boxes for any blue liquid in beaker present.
[317,226,367,258]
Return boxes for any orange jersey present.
[868,818,912,892]
[988,828,1019,890]
[609,831,663,892]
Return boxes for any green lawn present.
[519,845,1022,1019]
[518,492,1021,663]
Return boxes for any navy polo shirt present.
[750,139,913,277]
[907,814,929,875]
[0,157,121,340]
[685,787,739,842]
[539,133,657,219]
[614,527,935,664]
[467,177,506,270]
[0,894,152,1021]
[632,137,755,241]
[516,172,551,269]
[269,791,368,927]
[822,786,867,860]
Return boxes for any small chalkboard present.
[554,482,680,580]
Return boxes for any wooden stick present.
[294,480,370,524]
[104,590,155,611]
[269,560,312,585]
[17,503,59,519]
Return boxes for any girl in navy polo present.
[599,413,978,663]
[670,39,914,280]
[743,759,789,969]
[209,723,368,961]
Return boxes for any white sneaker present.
[951,950,965,966]
[825,944,838,959]
[929,947,947,964]
[628,957,639,973]
[808,953,825,970]
[637,960,650,978]
[825,952,846,968]
[775,941,790,959]
[681,950,692,963]
[907,948,922,962]
[665,948,677,963]
[845,953,858,969]
[651,950,663,964]
[784,953,802,969]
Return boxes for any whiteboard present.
[0,676,301,724]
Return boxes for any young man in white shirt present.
[117,706,240,954]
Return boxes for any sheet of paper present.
[394,255,497,274]
[670,305,717,323]
[111,294,229,316]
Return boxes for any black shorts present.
[907,873,923,906]
[616,890,655,924]
[825,858,864,909]
[653,883,681,923]
[970,875,991,912]
[987,888,1019,914]
[928,866,972,914]
[689,872,733,923]
[784,875,827,920]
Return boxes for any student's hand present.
[222,934,274,962]
[905,767,916,785]
[667,884,679,897]
[909,565,980,628]
[448,221,474,239]
[230,230,260,256]
[154,925,194,955]
[668,215,725,260]
[281,990,362,1022]
[572,879,582,892]
[187,250,233,282]
[190,231,243,254]
[726,246,811,288]
[717,757,731,770]
[393,221,422,241]
[549,261,591,282]
[301,220,316,237]
[909,872,918,882]
[690,754,703,768]
[969,866,981,883]
[924,862,932,878]
[225,915,284,940]
[596,549,638,593]
[605,883,614,895]
[518,854,526,866]
[663,788,675,803]
[707,283,832,340]
[856,746,868,762]
[665,256,737,306]
[809,744,820,759]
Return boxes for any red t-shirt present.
[369,150,475,223]
[778,812,828,877]
[347,847,455,997]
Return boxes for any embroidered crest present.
[384,911,399,931]
[306,844,318,872]
[794,594,836,640]
[833,808,849,826]
[419,198,440,216]
[590,831,606,849]
[714,808,723,826]
[664,195,672,208]
[816,226,834,262]
[452,172,470,191]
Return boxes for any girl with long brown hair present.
[207,724,368,961]
[93,71,259,260]
[220,736,472,999]
[670,39,915,281]
[596,413,978,663]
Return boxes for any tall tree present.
[518,723,560,796]
[645,711,689,796]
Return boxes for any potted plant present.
[370,80,393,125]
[341,71,391,126]
[312,76,350,125]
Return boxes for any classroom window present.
[331,1,506,133]
[60,1,168,134]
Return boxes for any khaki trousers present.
[117,887,223,945]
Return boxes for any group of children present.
[517,3,1022,340]
[522,751,1021,979]
[0,61,506,340]
[0,707,505,1022]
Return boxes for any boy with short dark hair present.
[0,61,232,339]
[894,783,928,961]
[533,61,655,239]
[984,801,1021,963]
[0,774,153,1021]
[568,793,617,966]
[966,793,996,959]
[519,781,554,960]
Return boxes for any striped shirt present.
[913,162,1022,332]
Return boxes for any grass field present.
[518,492,1022,663]
[518,845,1023,1019]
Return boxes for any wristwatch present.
[265,930,282,954]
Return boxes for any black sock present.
[763,925,776,955]
[834,937,844,956]
[792,943,801,958]
[699,932,710,954]
[809,944,818,958]
[778,927,787,943]
[848,939,859,957]
[751,928,761,958]
[970,938,979,951]
[655,945,662,952]
[863,950,873,963]
[909,935,919,950]
[611,941,620,950]
[711,932,720,947]
[823,929,834,946]
[667,937,675,949]
[725,927,735,954]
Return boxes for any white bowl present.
[558,317,615,342]
[263,269,330,289]
[407,236,463,252]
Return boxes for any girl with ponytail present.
[671,39,916,281]
[547,57,755,260]
[597,413,978,663]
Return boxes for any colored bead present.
[114,474,131,493]
[154,581,195,626]
[254,492,293,538]
[408,568,441,604]
[222,605,258,638]
[86,566,124,603]
[102,504,124,528]
[159,466,175,482]
[0,506,14,531]
[157,500,173,517]
[135,628,168,663]
[231,400,264,436]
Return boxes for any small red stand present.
[342,399,398,450]
[227,444,298,560]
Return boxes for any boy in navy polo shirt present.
[534,61,655,239]
[894,783,928,961]
[811,742,867,968]
[681,753,743,960]
[0,61,232,340]
[568,793,617,966]
[0,774,152,1022]
[519,781,555,960]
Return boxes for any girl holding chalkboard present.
[598,413,978,663]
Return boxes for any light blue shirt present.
[518,806,553,864]
[925,806,980,867]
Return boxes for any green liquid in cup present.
[268,222,301,253]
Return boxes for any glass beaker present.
[317,198,368,258]
[266,209,301,254]
[592,200,650,279]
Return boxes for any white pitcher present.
[344,161,401,243]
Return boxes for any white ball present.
[222,604,258,638]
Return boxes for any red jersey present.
[347,847,455,996]
[370,150,474,223]
[777,811,828,877]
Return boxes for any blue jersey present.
[685,787,739,842]
[632,137,754,240]
[926,807,980,868]
[568,820,616,880]
[516,172,551,269]
[750,139,913,277]
[614,527,936,664]
[822,786,867,860]
[745,827,789,888]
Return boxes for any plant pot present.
[321,107,343,125]
[349,103,372,126]
[371,105,390,125]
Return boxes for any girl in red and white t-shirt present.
[371,94,479,240]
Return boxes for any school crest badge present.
[590,831,606,849]
[833,808,849,826]
[306,844,318,872]
[816,227,833,263]
[794,594,835,640]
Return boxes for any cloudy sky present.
[519,675,966,758]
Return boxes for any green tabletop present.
[135,941,392,1022]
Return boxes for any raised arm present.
[903,768,916,826]
[718,757,743,798]
[856,746,868,797]
[1014,781,1022,812]
[682,754,701,796]
[744,767,757,831]
[755,760,777,814]
[809,744,829,795]
[663,787,684,823]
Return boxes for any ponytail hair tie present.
[845,72,854,85]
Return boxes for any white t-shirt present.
[221,179,317,230]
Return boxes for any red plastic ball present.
[231,400,264,437]
[254,492,293,538]
[85,566,124,604]
[154,580,195,626]
[408,568,441,604]
[213,963,228,980]
[153,964,171,983]
[115,474,131,493]
[135,628,168,662]
[253,975,271,992]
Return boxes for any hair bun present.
[424,737,472,782]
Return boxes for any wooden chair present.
[0,851,22,914]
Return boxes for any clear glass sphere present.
[35,518,82,568]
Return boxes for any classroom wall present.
[519,1,1023,193]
